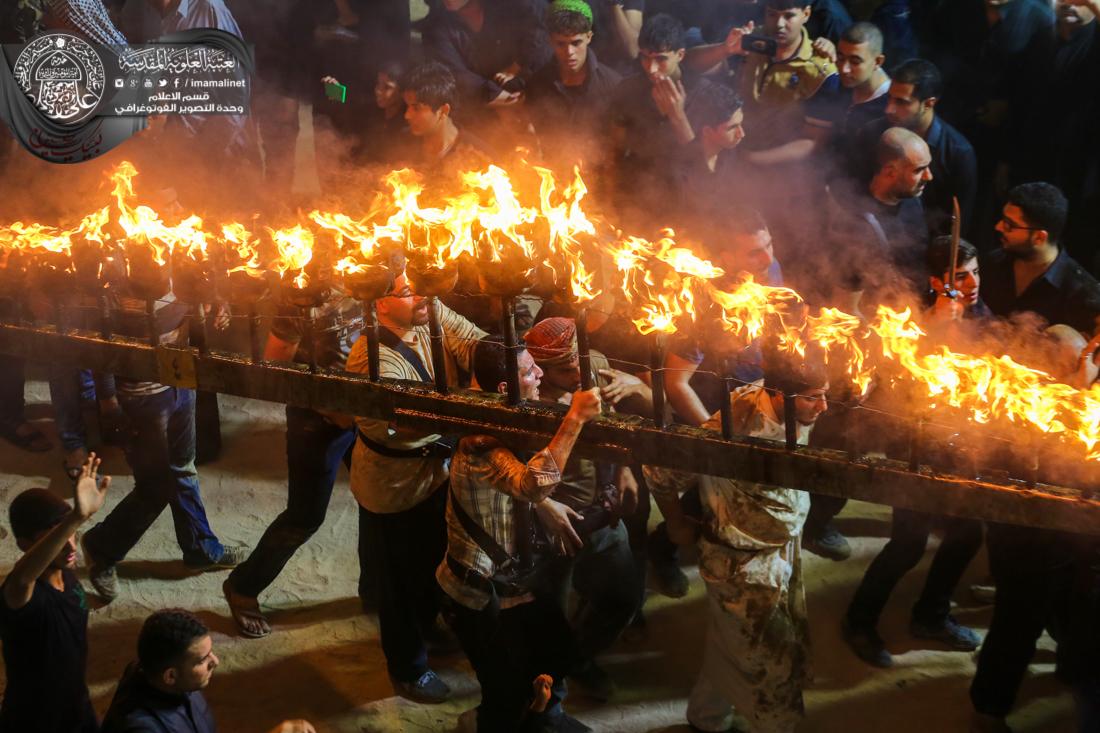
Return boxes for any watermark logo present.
[13,33,106,125]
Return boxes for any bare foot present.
[223,579,271,638]
[529,674,553,713]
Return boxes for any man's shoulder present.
[1055,253,1100,295]
[935,117,975,155]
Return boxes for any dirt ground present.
[0,380,1078,733]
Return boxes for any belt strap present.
[356,429,443,459]
[445,554,527,598]
[377,326,433,383]
[448,483,518,569]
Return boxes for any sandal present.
[222,578,271,639]
[1,423,52,453]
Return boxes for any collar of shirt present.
[1040,247,1079,291]
[781,27,815,65]
[856,75,892,107]
[169,0,189,21]
[552,49,603,94]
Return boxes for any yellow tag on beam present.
[156,347,198,389]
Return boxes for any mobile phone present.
[324,80,347,104]
[742,34,778,57]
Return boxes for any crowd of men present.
[2,0,1100,732]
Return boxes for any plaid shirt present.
[436,436,561,611]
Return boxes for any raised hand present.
[724,21,754,56]
[651,76,687,120]
[535,498,584,556]
[812,37,836,62]
[598,368,643,406]
[73,452,111,521]
[567,387,603,423]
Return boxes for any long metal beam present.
[2,323,1099,536]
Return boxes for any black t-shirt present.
[0,570,97,733]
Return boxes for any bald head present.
[1043,325,1099,387]
[872,127,933,202]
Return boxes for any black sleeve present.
[514,0,553,76]
[423,22,503,102]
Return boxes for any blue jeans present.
[84,387,224,565]
[228,405,355,598]
[545,522,640,663]
[48,367,116,452]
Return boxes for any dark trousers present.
[0,353,26,432]
[48,367,116,453]
[544,522,639,662]
[804,493,848,541]
[624,466,652,613]
[228,405,355,598]
[847,508,982,629]
[444,594,577,733]
[358,486,447,682]
[84,387,223,565]
[970,524,1073,717]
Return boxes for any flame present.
[266,225,314,288]
[109,161,208,266]
[533,165,600,302]
[870,306,1100,457]
[1,159,1099,462]
[608,231,724,335]
[221,222,264,277]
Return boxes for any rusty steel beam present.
[2,322,1099,536]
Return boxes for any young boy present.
[1,455,111,733]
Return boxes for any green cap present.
[548,0,594,24]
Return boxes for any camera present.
[742,34,778,56]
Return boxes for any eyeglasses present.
[999,216,1041,233]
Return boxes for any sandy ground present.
[0,379,1079,733]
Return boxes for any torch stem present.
[577,307,594,392]
[300,306,317,373]
[500,296,521,406]
[98,294,112,340]
[1027,438,1042,489]
[783,392,798,450]
[367,300,380,382]
[651,333,668,430]
[719,357,734,440]
[844,403,860,462]
[54,301,66,335]
[427,297,449,395]
[248,305,262,363]
[145,299,158,348]
[191,304,208,355]
[908,415,924,473]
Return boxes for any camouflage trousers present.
[687,536,810,733]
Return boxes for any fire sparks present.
[0,160,1098,461]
